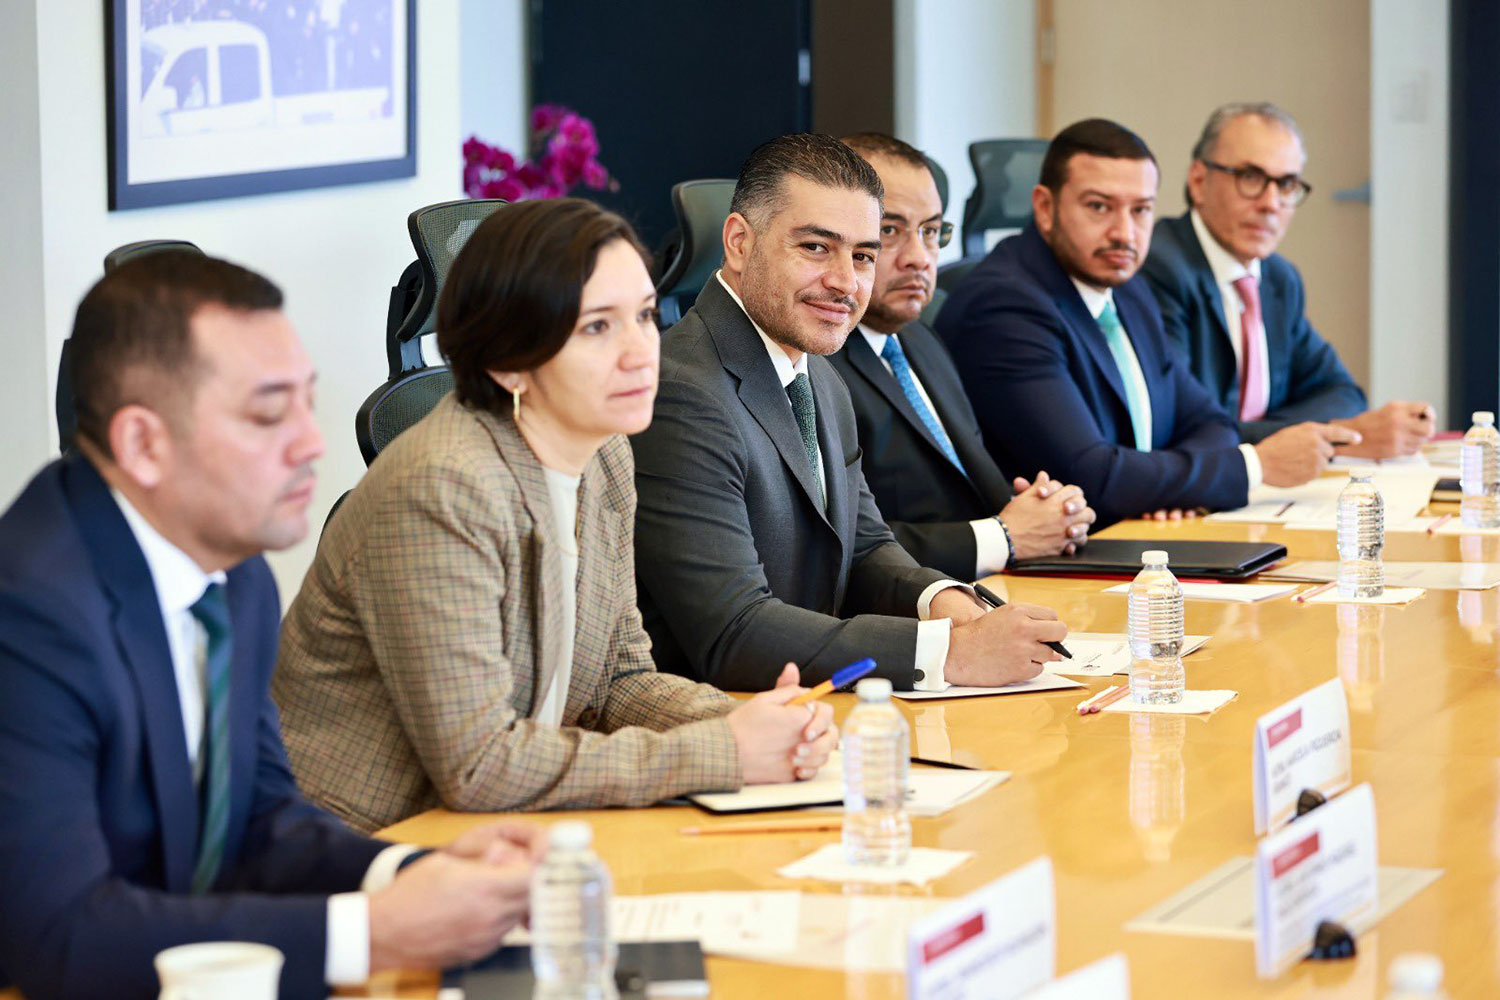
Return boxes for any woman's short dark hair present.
[437,198,648,415]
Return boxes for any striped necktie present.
[188,583,233,895]
[1097,299,1152,451]
[880,335,967,476]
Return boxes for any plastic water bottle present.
[1337,474,1385,598]
[531,822,617,1000]
[841,677,911,865]
[1384,953,1449,999]
[1461,410,1500,528]
[1128,550,1185,704]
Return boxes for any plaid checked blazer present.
[272,394,742,833]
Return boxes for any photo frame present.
[106,0,416,210]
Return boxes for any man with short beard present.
[829,132,1095,580]
[631,133,1069,694]
[936,119,1358,527]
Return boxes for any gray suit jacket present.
[631,277,949,691]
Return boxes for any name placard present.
[1252,678,1351,833]
[907,856,1054,1000]
[1022,953,1130,998]
[1254,783,1378,977]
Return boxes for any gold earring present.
[511,387,521,421]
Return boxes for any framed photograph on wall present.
[106,0,416,210]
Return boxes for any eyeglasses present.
[1200,159,1312,206]
[880,220,954,253]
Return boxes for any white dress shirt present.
[1070,278,1262,489]
[111,490,413,986]
[714,273,963,690]
[857,325,1011,577]
[534,467,581,726]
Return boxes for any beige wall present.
[1047,0,1372,384]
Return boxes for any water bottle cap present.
[855,677,894,700]
[1141,549,1169,565]
[548,821,593,851]
[1388,953,1443,991]
[1474,410,1495,425]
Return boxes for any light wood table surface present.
[361,511,1500,997]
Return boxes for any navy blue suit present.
[935,224,1249,527]
[1141,212,1366,443]
[0,456,388,1000]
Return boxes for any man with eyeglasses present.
[1143,103,1435,457]
[828,133,1095,579]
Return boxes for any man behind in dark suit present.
[632,133,1068,693]
[936,119,1359,527]
[1142,102,1434,455]
[831,132,1095,580]
[0,254,541,1000]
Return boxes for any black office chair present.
[654,179,735,327]
[55,240,205,451]
[960,138,1048,257]
[354,198,506,466]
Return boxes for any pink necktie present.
[1232,275,1269,422]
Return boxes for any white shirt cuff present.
[969,518,1012,578]
[1239,442,1264,491]
[325,844,421,986]
[913,618,951,691]
[916,579,969,619]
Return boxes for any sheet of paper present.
[1389,516,1500,536]
[721,894,945,973]
[1252,678,1352,834]
[1302,586,1426,607]
[688,753,1009,817]
[1125,856,1442,941]
[1022,954,1130,999]
[1207,470,1439,527]
[893,672,1084,701]
[1268,560,1500,590]
[505,891,801,956]
[1102,581,1298,603]
[1042,632,1210,678]
[1099,689,1237,716]
[778,844,973,886]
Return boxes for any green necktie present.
[1097,299,1151,451]
[785,373,826,511]
[188,583,233,895]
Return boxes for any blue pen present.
[787,658,878,705]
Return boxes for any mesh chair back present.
[396,199,507,343]
[924,154,950,213]
[961,139,1048,257]
[655,179,734,327]
[58,240,205,450]
[356,368,456,466]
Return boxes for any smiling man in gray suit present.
[631,133,1068,693]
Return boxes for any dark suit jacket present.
[1141,212,1367,443]
[935,224,1249,527]
[0,456,388,1000]
[631,278,950,691]
[827,321,1013,579]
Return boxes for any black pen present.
[910,756,978,771]
[972,582,1073,659]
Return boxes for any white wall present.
[460,0,527,154]
[893,0,1036,264]
[1370,0,1449,420]
[4,0,476,601]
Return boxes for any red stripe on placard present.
[1267,708,1304,749]
[1271,832,1320,878]
[921,912,986,965]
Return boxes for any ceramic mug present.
[155,941,283,1000]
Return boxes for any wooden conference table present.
[360,513,1500,997]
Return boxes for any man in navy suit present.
[829,132,1095,579]
[937,119,1358,527]
[0,253,541,1000]
[1142,102,1434,455]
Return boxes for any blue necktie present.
[880,336,966,476]
[1096,300,1151,451]
[189,583,233,895]
[785,373,826,511]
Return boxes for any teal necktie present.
[785,373,826,511]
[1096,299,1151,451]
[189,583,233,895]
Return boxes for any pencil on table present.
[679,817,843,836]
[1295,581,1336,603]
[1427,513,1453,536]
[1086,686,1132,714]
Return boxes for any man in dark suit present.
[1142,102,1434,456]
[831,132,1095,580]
[0,254,540,1000]
[936,119,1359,527]
[632,133,1068,693]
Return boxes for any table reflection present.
[1337,604,1386,714]
[1129,714,1186,862]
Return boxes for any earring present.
[511,387,521,421]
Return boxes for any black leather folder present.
[1008,538,1287,580]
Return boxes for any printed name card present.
[1022,953,1130,998]
[1252,678,1352,834]
[907,856,1055,1000]
[1254,783,1378,978]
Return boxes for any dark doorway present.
[529,0,812,255]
